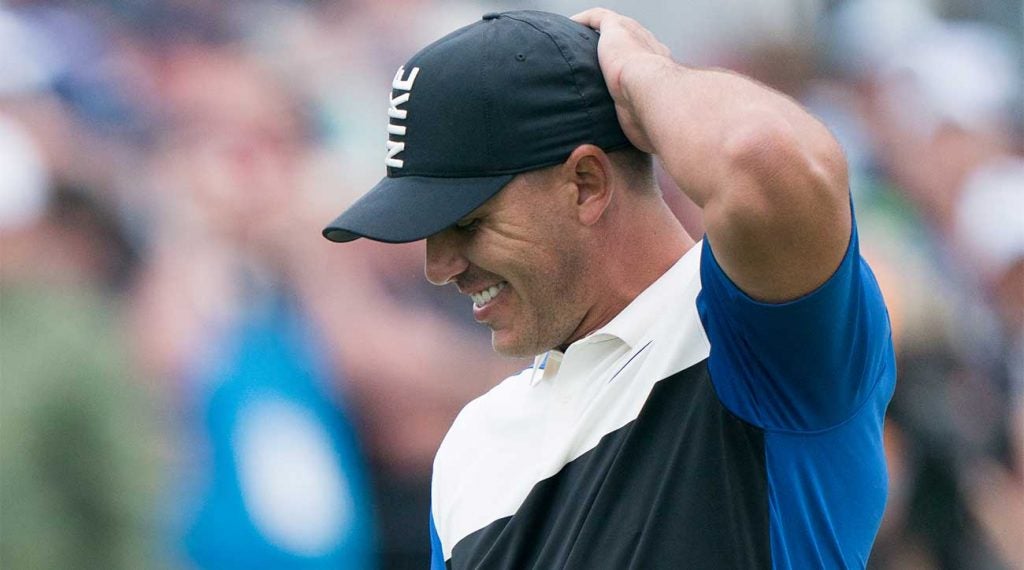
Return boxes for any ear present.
[565,144,613,227]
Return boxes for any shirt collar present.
[529,350,562,385]
[529,245,699,386]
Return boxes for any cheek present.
[468,233,541,281]
[504,249,562,301]
[514,247,585,320]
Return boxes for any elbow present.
[701,114,853,302]
[721,116,848,209]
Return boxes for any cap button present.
[482,12,500,21]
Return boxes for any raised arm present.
[573,8,850,303]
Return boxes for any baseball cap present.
[322,10,631,243]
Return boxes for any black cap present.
[323,10,630,243]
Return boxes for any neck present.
[559,200,693,350]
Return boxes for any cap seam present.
[502,13,596,136]
[388,157,570,178]
[387,142,633,179]
[480,22,498,168]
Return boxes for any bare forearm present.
[621,55,850,301]
[575,8,851,301]
[619,54,845,210]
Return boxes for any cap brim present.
[322,173,515,243]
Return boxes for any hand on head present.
[571,8,673,153]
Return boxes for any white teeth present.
[471,282,506,307]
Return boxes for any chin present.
[491,339,531,358]
[490,331,542,359]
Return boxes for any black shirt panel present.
[449,360,771,569]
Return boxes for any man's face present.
[425,168,589,357]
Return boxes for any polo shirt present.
[429,222,896,569]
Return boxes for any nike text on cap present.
[322,10,630,243]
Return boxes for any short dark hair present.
[609,146,656,194]
[521,145,656,195]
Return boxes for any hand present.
[571,8,672,153]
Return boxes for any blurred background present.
[0,0,1021,568]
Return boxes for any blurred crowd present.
[0,0,1020,568]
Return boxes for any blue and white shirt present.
[430,221,895,569]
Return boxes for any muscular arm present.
[574,9,850,302]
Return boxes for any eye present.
[455,218,481,232]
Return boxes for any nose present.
[425,228,469,286]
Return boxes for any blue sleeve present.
[696,216,892,432]
[429,511,446,570]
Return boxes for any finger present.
[570,7,617,30]
[614,16,669,56]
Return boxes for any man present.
[323,9,894,569]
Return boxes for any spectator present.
[0,114,163,570]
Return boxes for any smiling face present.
[424,166,592,357]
